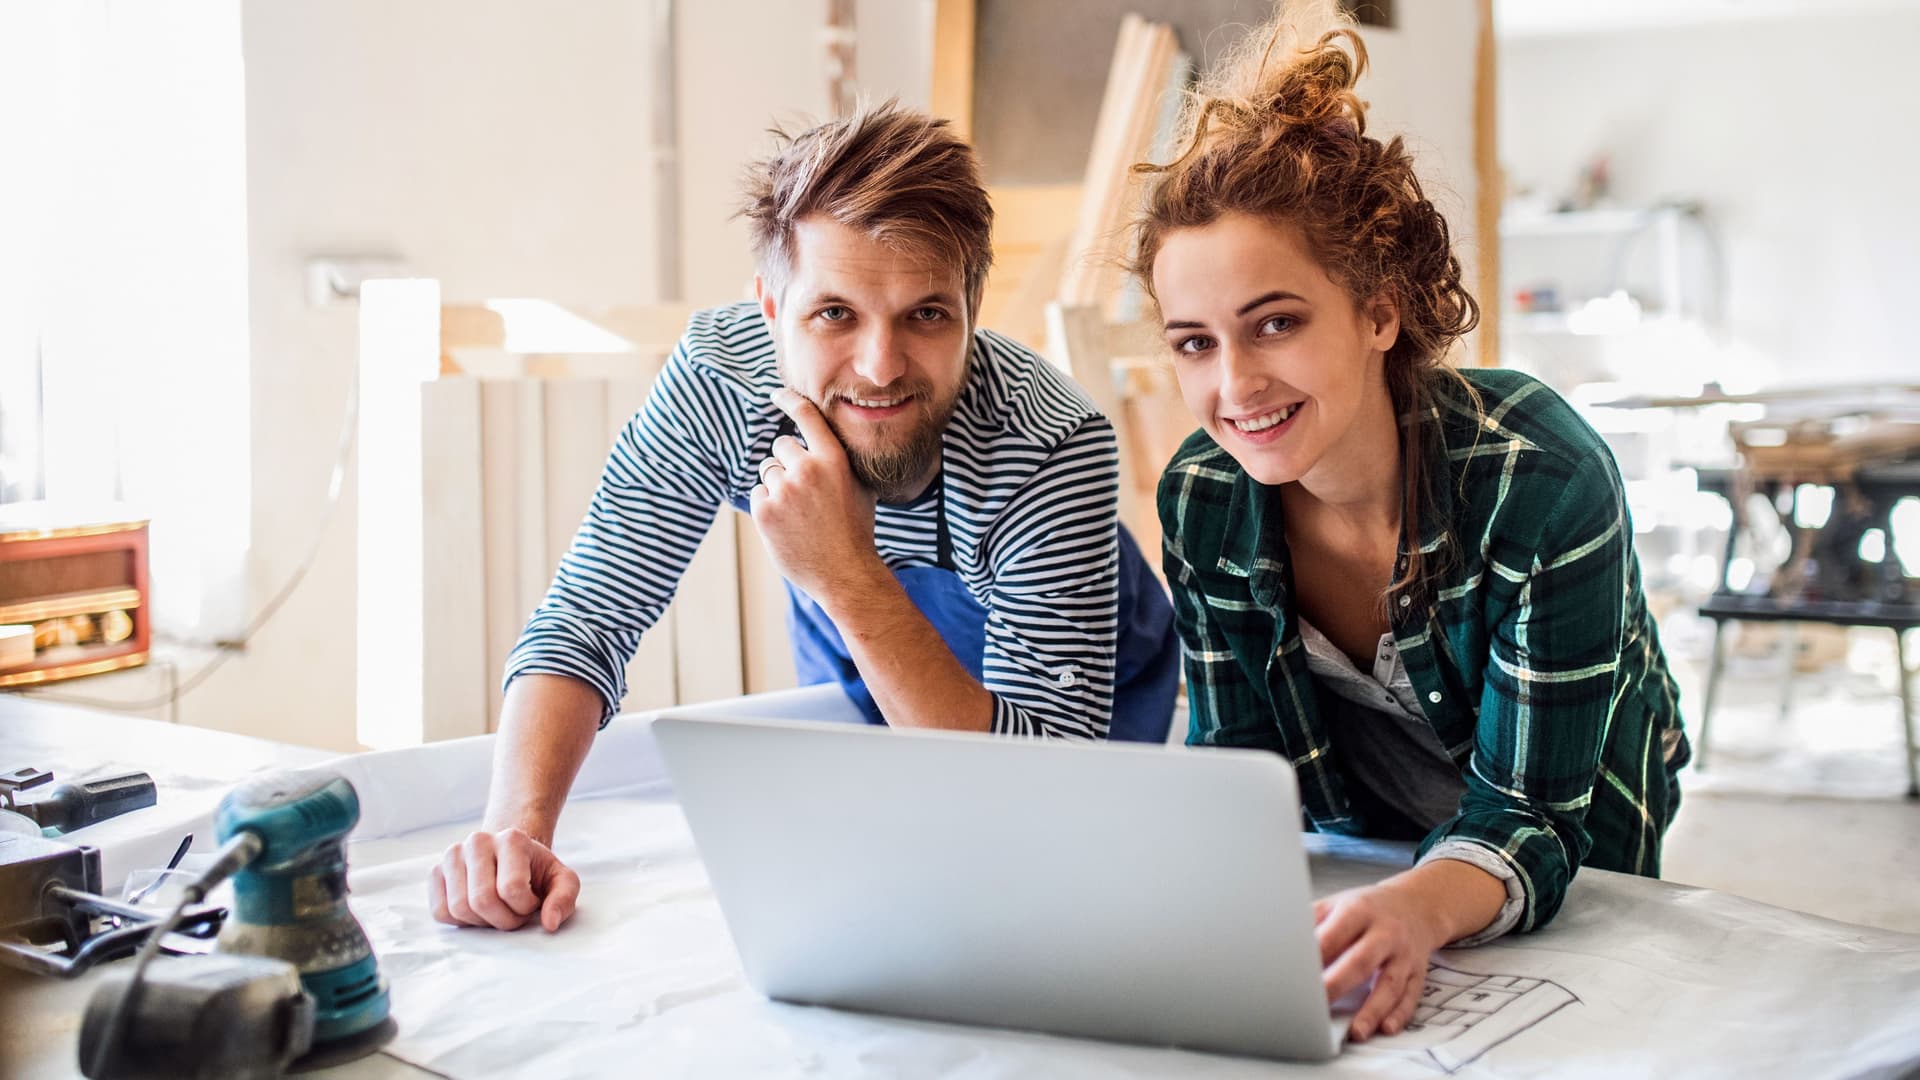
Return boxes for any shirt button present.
[1057,670,1078,689]
[1428,690,1443,704]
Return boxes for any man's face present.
[758,217,972,503]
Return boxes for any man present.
[428,101,1178,933]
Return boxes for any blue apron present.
[736,456,1179,743]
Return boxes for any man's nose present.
[851,324,907,388]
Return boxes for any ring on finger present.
[757,457,784,485]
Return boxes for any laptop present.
[650,713,1349,1061]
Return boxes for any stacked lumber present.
[1057,14,1189,317]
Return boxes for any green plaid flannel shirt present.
[1159,368,1688,933]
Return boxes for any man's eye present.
[819,306,850,322]
[911,307,948,322]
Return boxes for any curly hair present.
[1128,0,1481,613]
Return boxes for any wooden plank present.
[980,182,1082,342]
[736,513,798,695]
[1060,20,1184,314]
[582,304,692,356]
[479,379,525,733]
[605,377,680,712]
[420,377,489,742]
[675,504,745,703]
[542,380,608,585]
[1473,0,1500,367]
[988,183,1084,251]
[512,381,549,659]
[930,0,977,140]
[1047,303,1142,538]
[441,304,506,349]
[1061,15,1148,306]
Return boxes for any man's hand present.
[428,827,581,932]
[750,388,887,600]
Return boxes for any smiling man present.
[427,101,1180,933]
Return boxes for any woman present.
[1132,1,1689,1043]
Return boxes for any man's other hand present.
[428,827,580,932]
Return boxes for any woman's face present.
[1151,212,1399,488]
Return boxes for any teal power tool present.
[78,768,393,1078]
[212,769,392,1048]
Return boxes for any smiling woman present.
[1129,0,1689,1047]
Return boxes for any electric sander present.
[212,769,392,1046]
[79,768,393,1078]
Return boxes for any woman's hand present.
[1314,858,1509,1041]
[1314,882,1447,1040]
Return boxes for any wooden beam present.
[930,0,976,141]
[1473,0,1501,367]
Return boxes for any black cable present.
[83,830,263,1078]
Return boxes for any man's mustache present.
[824,382,932,406]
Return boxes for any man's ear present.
[755,273,777,324]
[1367,294,1401,354]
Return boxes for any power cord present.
[83,829,264,1078]
[29,366,360,714]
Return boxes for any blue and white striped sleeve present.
[980,416,1121,740]
[502,346,751,725]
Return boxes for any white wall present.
[196,1,929,749]
[1361,0,1483,358]
[674,0,931,307]
[1500,12,1920,385]
[189,1,659,751]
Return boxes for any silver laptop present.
[650,713,1348,1061]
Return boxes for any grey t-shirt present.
[1296,616,1523,945]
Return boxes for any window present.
[0,0,250,642]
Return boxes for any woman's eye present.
[1174,335,1215,355]
[1258,315,1295,336]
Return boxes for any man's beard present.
[822,384,962,503]
[787,353,967,503]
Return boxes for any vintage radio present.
[0,504,150,688]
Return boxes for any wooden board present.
[420,377,489,742]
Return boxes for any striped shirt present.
[505,301,1122,739]
[1159,368,1689,935]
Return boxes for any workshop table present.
[6,690,1920,1078]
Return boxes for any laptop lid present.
[651,714,1344,1061]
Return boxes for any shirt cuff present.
[1420,840,1526,946]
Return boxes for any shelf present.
[1505,311,1690,336]
[1500,206,1688,239]
[0,587,143,626]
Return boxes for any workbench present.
[5,691,1919,1078]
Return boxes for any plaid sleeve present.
[1159,462,1283,753]
[1417,447,1629,931]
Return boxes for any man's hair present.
[740,99,994,312]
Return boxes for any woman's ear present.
[1366,294,1401,354]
